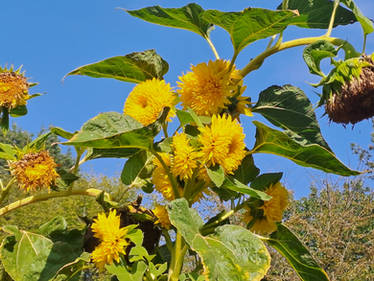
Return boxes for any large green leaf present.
[303,41,338,77]
[121,151,152,185]
[0,143,17,160]
[266,224,329,281]
[51,252,91,281]
[64,112,151,149]
[253,85,330,150]
[85,147,140,160]
[66,49,169,83]
[233,154,260,185]
[0,224,83,281]
[251,121,360,176]
[126,3,213,38]
[251,173,283,191]
[340,0,374,35]
[168,199,270,281]
[202,8,298,53]
[281,0,356,29]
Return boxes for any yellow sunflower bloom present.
[91,209,129,271]
[243,182,289,235]
[177,60,242,116]
[198,114,246,174]
[171,132,201,180]
[0,69,29,109]
[153,204,171,229]
[124,78,176,126]
[10,150,59,192]
[152,153,182,201]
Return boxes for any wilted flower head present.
[124,78,176,126]
[0,67,29,109]
[243,182,289,235]
[10,150,59,192]
[177,60,242,116]
[91,209,129,270]
[198,114,246,174]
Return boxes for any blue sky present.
[1,0,374,198]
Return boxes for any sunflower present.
[91,209,129,270]
[177,60,242,116]
[10,150,59,192]
[198,114,246,174]
[153,204,171,229]
[152,153,182,201]
[124,78,176,126]
[0,68,29,109]
[243,182,289,235]
[171,132,201,180]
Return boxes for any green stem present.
[205,36,220,60]
[240,36,357,78]
[282,0,289,10]
[0,188,109,217]
[0,178,16,205]
[162,123,169,138]
[169,232,187,281]
[151,149,181,198]
[162,230,174,253]
[229,51,239,72]
[362,34,368,54]
[326,0,340,37]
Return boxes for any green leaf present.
[121,150,150,185]
[64,112,150,149]
[0,226,83,281]
[167,199,204,244]
[9,105,27,117]
[51,127,76,140]
[253,85,331,150]
[251,173,283,191]
[176,109,196,127]
[23,132,52,151]
[206,165,225,187]
[55,168,80,188]
[251,121,360,176]
[38,216,67,237]
[0,143,17,160]
[303,41,338,76]
[85,147,140,160]
[266,224,330,281]
[340,0,374,35]
[203,8,297,53]
[168,199,271,281]
[0,107,9,132]
[51,252,91,281]
[126,3,213,38]
[233,154,260,185]
[281,0,356,29]
[66,49,169,83]
[222,177,272,201]
[106,261,147,281]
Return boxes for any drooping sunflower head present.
[91,209,129,270]
[124,78,176,126]
[243,182,289,235]
[177,60,243,116]
[198,114,246,174]
[153,204,171,229]
[10,150,59,192]
[171,132,202,180]
[0,67,29,109]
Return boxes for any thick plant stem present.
[0,188,108,217]
[205,37,220,60]
[169,232,187,281]
[240,36,358,78]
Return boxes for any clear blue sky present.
[1,1,373,198]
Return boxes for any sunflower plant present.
[0,1,372,281]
